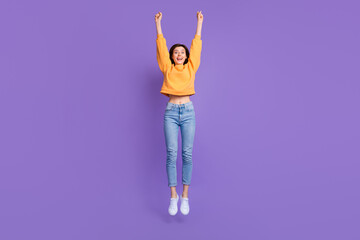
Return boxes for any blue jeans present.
[164,101,196,187]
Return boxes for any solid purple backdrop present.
[0,0,359,239]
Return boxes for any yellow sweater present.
[156,34,202,97]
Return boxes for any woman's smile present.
[173,46,187,64]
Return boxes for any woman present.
[155,11,203,216]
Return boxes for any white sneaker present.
[180,195,190,215]
[168,193,179,216]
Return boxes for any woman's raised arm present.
[155,12,163,35]
[195,11,203,36]
[155,12,171,72]
[189,11,203,72]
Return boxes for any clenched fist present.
[155,12,162,24]
[197,11,203,23]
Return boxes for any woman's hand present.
[197,11,203,23]
[155,12,162,24]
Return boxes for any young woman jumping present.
[154,10,203,216]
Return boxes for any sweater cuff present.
[157,34,164,39]
[194,34,201,40]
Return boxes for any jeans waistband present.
[166,101,193,109]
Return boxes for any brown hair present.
[169,44,190,65]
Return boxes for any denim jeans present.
[164,101,196,187]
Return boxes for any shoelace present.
[169,200,177,209]
[181,198,189,207]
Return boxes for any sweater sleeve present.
[188,34,202,72]
[156,34,172,73]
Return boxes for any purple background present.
[0,0,359,239]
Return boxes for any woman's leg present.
[164,108,179,197]
[180,104,196,198]
[182,185,189,198]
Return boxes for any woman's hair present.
[169,44,190,65]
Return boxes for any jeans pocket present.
[186,105,194,112]
[165,105,173,111]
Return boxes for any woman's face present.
[172,46,187,65]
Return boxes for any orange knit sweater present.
[156,34,202,97]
